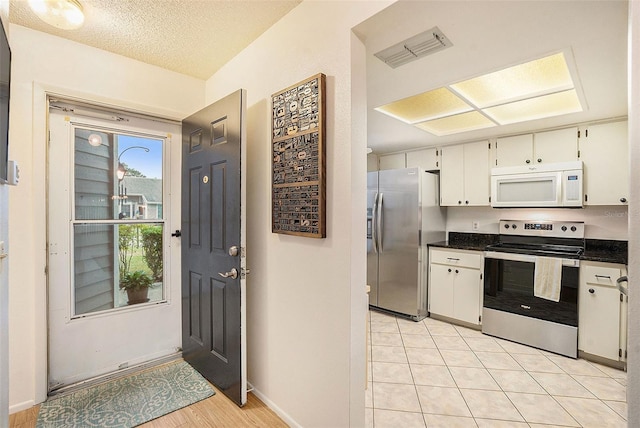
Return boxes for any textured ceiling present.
[9,0,301,80]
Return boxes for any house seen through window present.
[74,128,165,315]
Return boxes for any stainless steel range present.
[482,220,584,358]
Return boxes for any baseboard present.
[248,382,301,428]
[9,399,35,415]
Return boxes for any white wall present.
[7,25,205,412]
[626,1,639,425]
[446,206,629,240]
[204,1,391,426]
[0,1,9,424]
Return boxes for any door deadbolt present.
[203,175,209,184]
[228,246,239,257]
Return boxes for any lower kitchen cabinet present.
[578,261,628,363]
[428,248,483,326]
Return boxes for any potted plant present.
[120,270,153,305]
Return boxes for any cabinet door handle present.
[448,268,452,273]
[588,288,595,294]
[525,159,531,164]
[537,158,542,163]
[458,200,462,205]
[465,200,469,205]
[447,257,460,261]
[595,275,611,279]
[455,269,459,274]
[620,197,627,203]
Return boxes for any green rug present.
[36,360,215,427]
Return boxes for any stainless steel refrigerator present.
[367,168,446,320]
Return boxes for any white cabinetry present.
[429,248,483,326]
[406,148,439,170]
[440,141,490,206]
[495,128,578,167]
[579,120,628,205]
[578,261,628,363]
[378,153,406,170]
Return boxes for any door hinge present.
[436,161,439,167]
[495,159,498,166]
[577,130,581,138]
[577,150,580,158]
[488,142,491,149]
[586,129,588,138]
[621,293,624,302]
[619,348,622,358]
[436,149,439,156]
[44,265,48,275]
[584,194,588,202]
[489,196,491,203]
[480,273,483,280]
[479,315,482,323]
[625,349,628,358]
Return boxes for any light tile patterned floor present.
[366,310,627,428]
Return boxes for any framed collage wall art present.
[271,73,326,238]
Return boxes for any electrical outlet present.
[472,221,480,231]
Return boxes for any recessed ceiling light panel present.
[375,87,472,124]
[415,111,497,136]
[450,53,574,108]
[483,89,582,125]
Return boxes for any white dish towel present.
[534,256,563,302]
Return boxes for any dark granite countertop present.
[429,232,498,252]
[428,233,628,265]
[581,239,628,264]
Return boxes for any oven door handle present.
[484,251,580,267]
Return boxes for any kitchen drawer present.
[583,265,622,287]
[430,248,482,269]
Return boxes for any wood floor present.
[9,386,289,428]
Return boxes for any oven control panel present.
[499,220,584,238]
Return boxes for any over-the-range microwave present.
[491,161,583,208]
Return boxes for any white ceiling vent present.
[374,27,452,69]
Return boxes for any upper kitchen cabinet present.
[579,120,628,205]
[534,127,579,164]
[406,147,439,170]
[378,153,406,170]
[495,128,578,167]
[440,141,490,206]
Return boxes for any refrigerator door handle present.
[377,192,384,252]
[371,192,379,254]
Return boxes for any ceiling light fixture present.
[28,0,85,30]
[374,51,583,137]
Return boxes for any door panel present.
[47,107,181,391]
[181,89,247,406]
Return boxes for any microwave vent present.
[374,27,453,69]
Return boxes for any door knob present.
[171,230,181,237]
[218,268,238,279]
[228,246,239,257]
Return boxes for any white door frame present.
[25,84,187,407]
[46,98,183,390]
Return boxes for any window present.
[73,128,165,315]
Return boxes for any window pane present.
[74,223,164,315]
[74,129,164,221]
